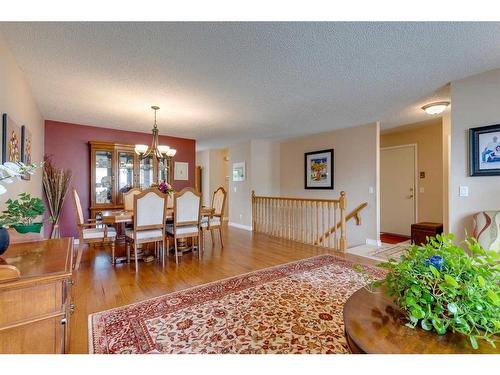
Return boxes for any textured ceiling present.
[1,22,500,149]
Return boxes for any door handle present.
[407,195,414,199]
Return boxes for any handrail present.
[314,202,367,246]
[251,191,347,251]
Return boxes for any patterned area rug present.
[88,255,384,354]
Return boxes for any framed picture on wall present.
[21,125,32,180]
[174,161,189,180]
[470,123,500,176]
[2,113,21,163]
[232,161,245,181]
[304,149,334,189]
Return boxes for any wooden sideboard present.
[0,238,74,354]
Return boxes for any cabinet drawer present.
[0,314,65,354]
[0,280,63,327]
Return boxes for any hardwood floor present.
[70,224,376,354]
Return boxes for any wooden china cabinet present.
[89,141,173,219]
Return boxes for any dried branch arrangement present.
[42,156,72,238]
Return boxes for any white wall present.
[450,68,500,237]
[196,150,210,206]
[208,148,229,218]
[0,33,44,210]
[228,139,280,229]
[280,122,380,246]
[228,141,252,228]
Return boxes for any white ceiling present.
[1,22,500,150]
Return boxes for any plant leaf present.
[444,274,459,288]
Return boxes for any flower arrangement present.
[0,161,42,194]
[364,233,500,349]
[158,181,175,195]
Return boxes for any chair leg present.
[198,233,202,260]
[74,243,84,271]
[134,242,139,272]
[126,241,131,264]
[210,229,215,246]
[218,227,224,248]
[162,238,166,268]
[111,240,116,264]
[174,237,179,265]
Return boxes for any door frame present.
[380,143,419,228]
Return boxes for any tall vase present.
[0,226,10,256]
[166,193,174,209]
[50,219,61,239]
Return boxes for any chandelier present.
[135,106,177,159]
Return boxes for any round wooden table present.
[343,288,499,354]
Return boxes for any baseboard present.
[366,238,382,247]
[228,222,253,231]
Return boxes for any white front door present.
[380,145,416,236]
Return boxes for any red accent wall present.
[44,120,196,238]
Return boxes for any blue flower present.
[426,255,444,271]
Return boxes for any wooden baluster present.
[310,201,313,244]
[251,191,255,232]
[321,202,325,247]
[315,201,319,246]
[300,201,303,243]
[334,203,338,250]
[328,202,332,249]
[339,191,347,251]
[264,198,267,234]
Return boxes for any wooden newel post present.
[251,190,256,232]
[339,191,347,251]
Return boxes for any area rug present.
[88,255,384,354]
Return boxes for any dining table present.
[100,206,215,263]
[100,206,215,225]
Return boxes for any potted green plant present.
[0,193,45,234]
[361,233,500,349]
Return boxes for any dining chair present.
[123,188,142,211]
[125,188,167,272]
[166,188,202,265]
[201,186,227,248]
[72,188,116,270]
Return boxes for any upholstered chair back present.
[174,188,201,226]
[134,189,166,229]
[473,211,500,253]
[123,188,142,211]
[72,188,84,225]
[212,187,227,217]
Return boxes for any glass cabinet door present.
[139,156,154,189]
[94,151,113,205]
[157,157,171,184]
[117,151,135,204]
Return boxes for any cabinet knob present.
[60,317,67,325]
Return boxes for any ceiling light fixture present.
[135,106,177,159]
[421,101,450,115]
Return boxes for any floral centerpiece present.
[157,181,175,195]
[363,233,499,349]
